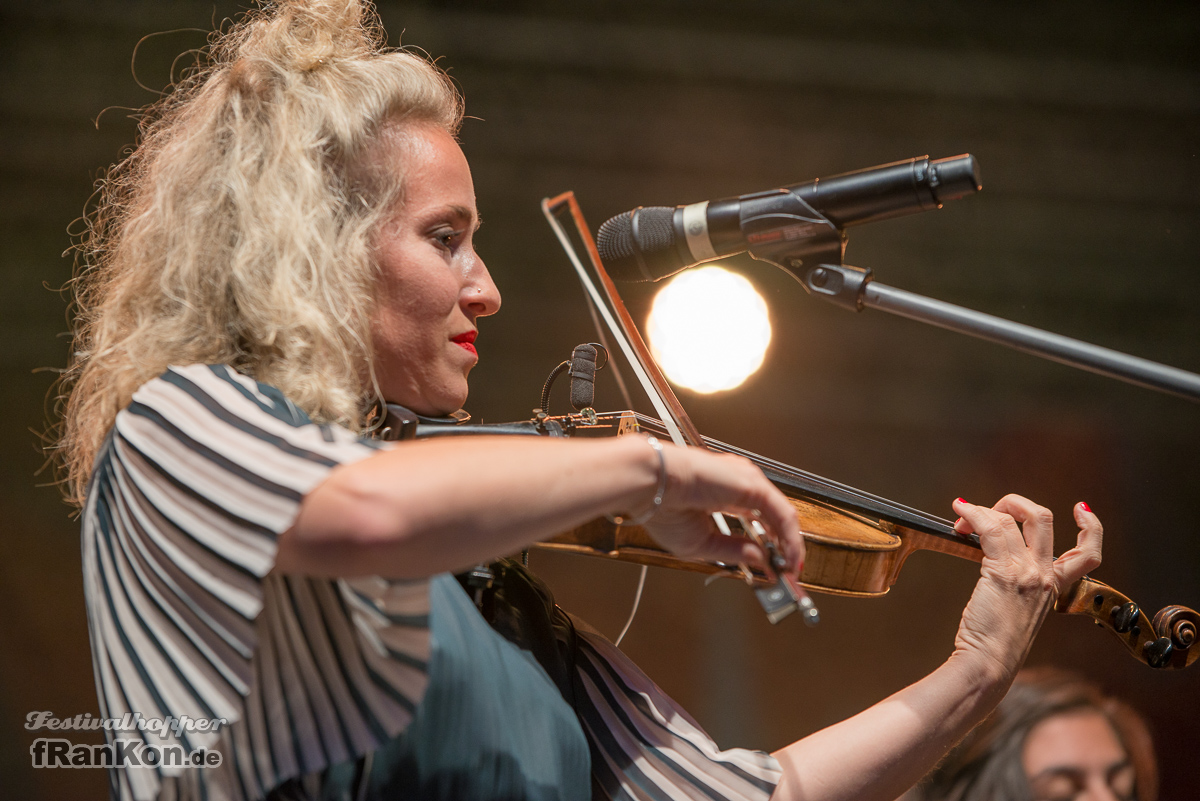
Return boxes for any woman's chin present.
[412,386,469,418]
[376,373,468,417]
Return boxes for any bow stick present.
[542,191,819,626]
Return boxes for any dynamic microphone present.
[595,154,981,282]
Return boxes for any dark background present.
[2,1,1197,798]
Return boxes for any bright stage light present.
[646,266,771,393]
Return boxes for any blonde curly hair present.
[57,0,463,505]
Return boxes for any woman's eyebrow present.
[443,204,480,230]
[417,204,481,234]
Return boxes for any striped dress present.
[82,364,782,801]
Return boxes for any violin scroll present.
[1153,605,1198,651]
[1056,577,1199,669]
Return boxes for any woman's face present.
[369,123,501,416]
[1022,710,1135,801]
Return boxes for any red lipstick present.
[451,330,478,357]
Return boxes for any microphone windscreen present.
[568,344,598,411]
[596,206,681,282]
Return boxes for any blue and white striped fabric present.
[83,364,426,801]
[82,364,782,801]
[571,623,782,801]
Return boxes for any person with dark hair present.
[908,668,1157,801]
[59,1,1105,799]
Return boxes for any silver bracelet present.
[607,436,667,527]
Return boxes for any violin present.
[384,188,1198,672]
[536,410,1200,671]
[391,402,1197,672]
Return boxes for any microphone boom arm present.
[768,258,1200,403]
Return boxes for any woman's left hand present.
[950,495,1103,680]
[771,495,1103,801]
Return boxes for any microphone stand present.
[769,258,1200,403]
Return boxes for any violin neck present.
[894,526,984,566]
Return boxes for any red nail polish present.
[955,517,963,525]
[955,497,967,505]
[1080,501,1092,513]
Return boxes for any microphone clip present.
[740,189,847,279]
[796,263,874,312]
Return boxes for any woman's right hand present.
[949,495,1103,682]
[629,438,805,578]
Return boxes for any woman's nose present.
[463,255,501,319]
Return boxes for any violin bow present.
[541,191,819,627]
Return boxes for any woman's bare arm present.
[275,434,804,579]
[770,497,1103,801]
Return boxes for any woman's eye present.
[432,229,460,250]
[1031,776,1081,801]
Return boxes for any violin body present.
[534,410,982,598]
[543,494,981,599]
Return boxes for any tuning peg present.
[1111,601,1140,633]
[1144,637,1174,669]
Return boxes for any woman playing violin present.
[59,1,1103,799]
